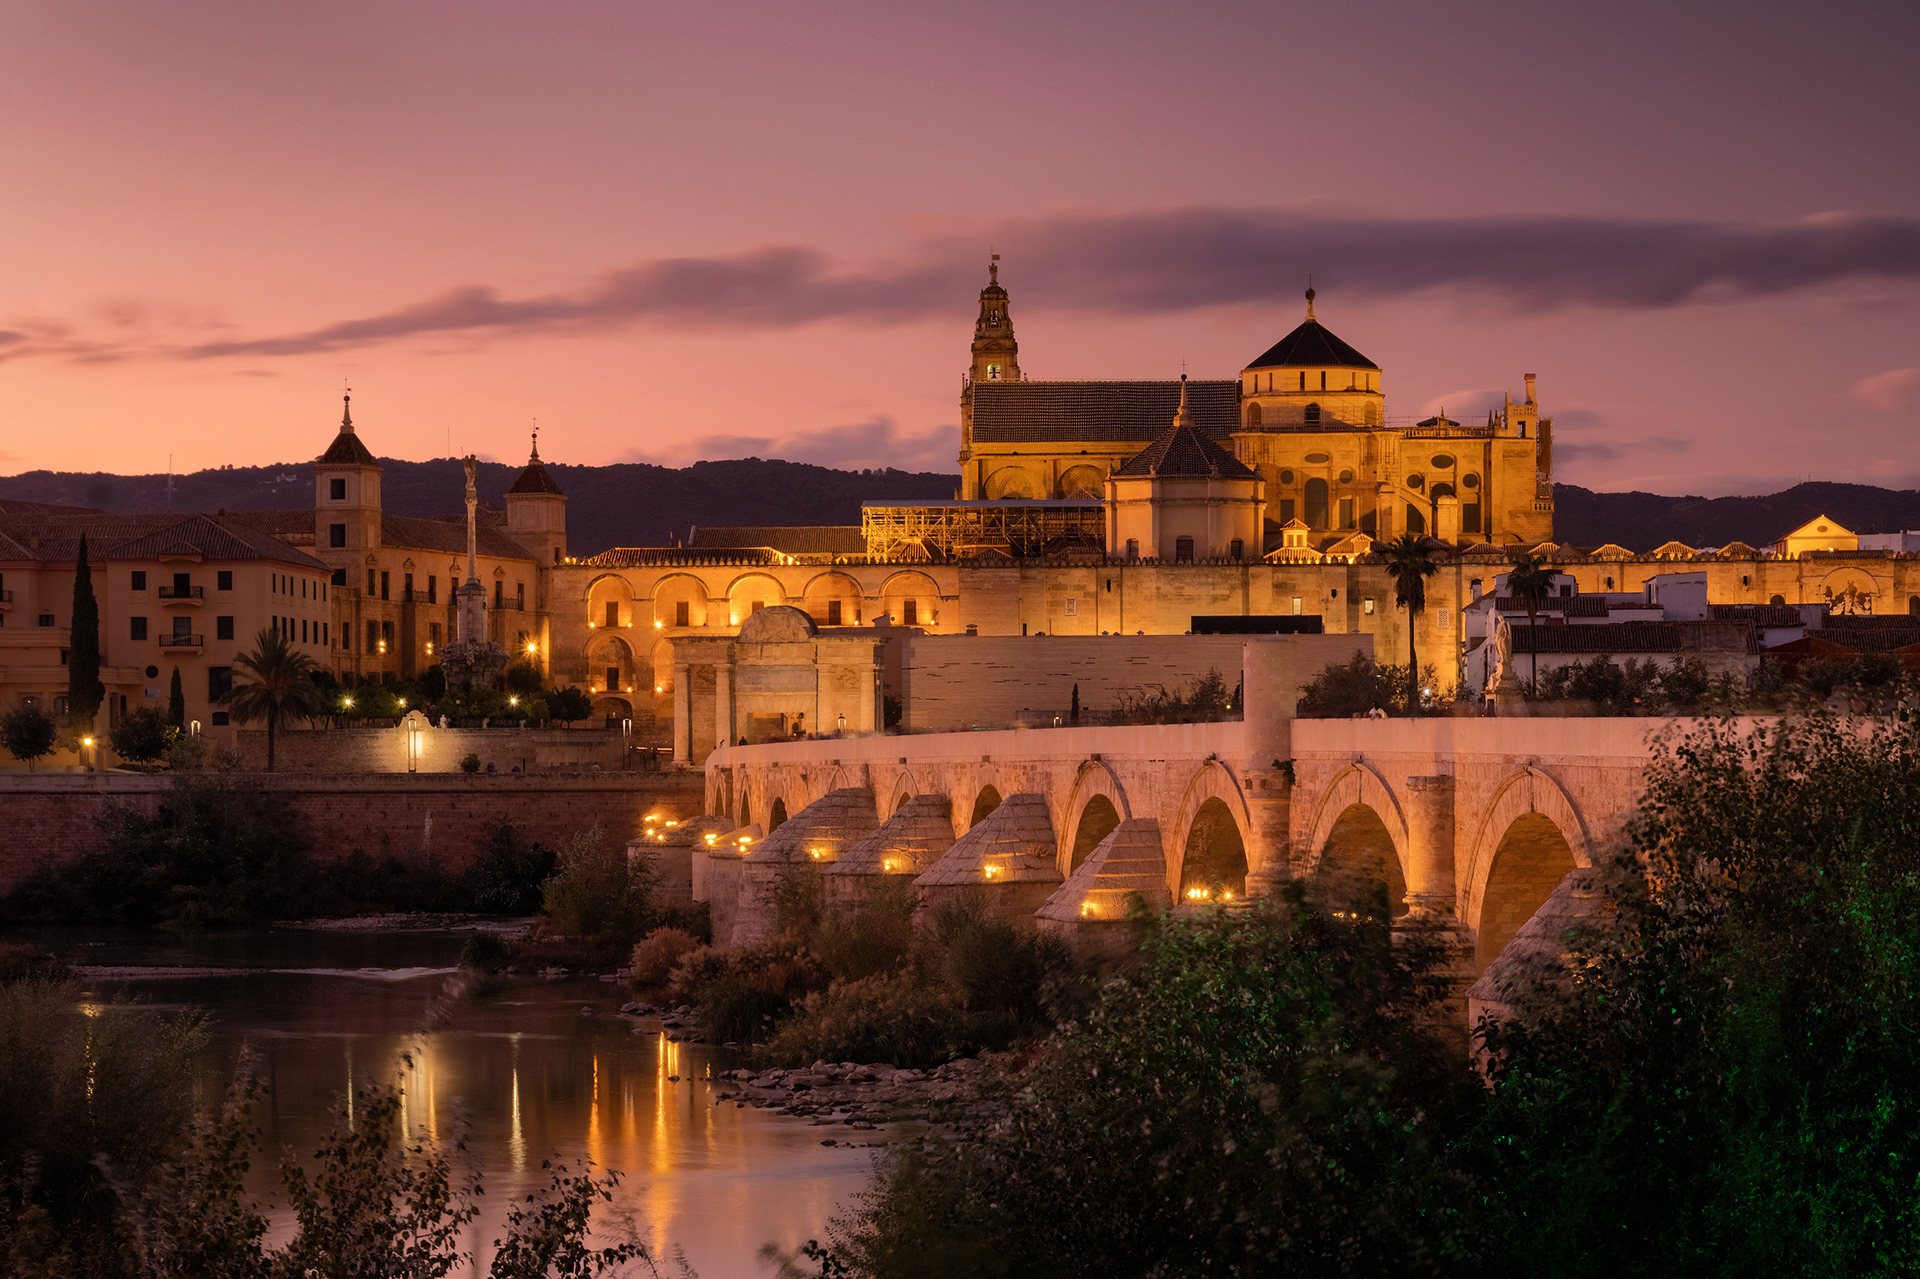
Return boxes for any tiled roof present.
[745,789,879,865]
[1508,620,1755,655]
[915,793,1061,886]
[0,512,327,569]
[1244,319,1378,372]
[1805,624,1920,654]
[0,497,100,516]
[1113,421,1257,479]
[317,398,380,467]
[507,449,565,496]
[381,514,539,562]
[1492,595,1611,617]
[970,379,1239,444]
[687,525,867,554]
[1713,603,1806,627]
[826,794,955,878]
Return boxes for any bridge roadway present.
[693,639,1706,976]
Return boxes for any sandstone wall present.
[0,772,705,893]
[228,724,644,774]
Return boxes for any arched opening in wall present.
[1070,794,1120,870]
[1304,402,1321,425]
[588,576,637,631]
[803,573,864,628]
[1770,594,1786,606]
[1180,798,1248,902]
[769,798,788,833]
[970,784,1002,827]
[1476,813,1576,974]
[1246,403,1262,429]
[738,790,752,827]
[588,635,635,700]
[726,575,785,627]
[985,467,1041,500]
[592,697,633,725]
[1058,465,1104,499]
[894,789,914,817]
[652,575,708,630]
[1909,595,1919,616]
[1312,804,1407,922]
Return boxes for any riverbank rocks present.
[711,1056,1001,1126]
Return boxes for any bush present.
[670,940,826,1044]
[547,686,593,726]
[1109,667,1236,724]
[629,927,702,986]
[463,819,556,914]
[814,876,918,982]
[765,972,961,1069]
[458,929,512,971]
[539,826,656,943]
[1,703,57,770]
[459,752,481,773]
[1296,654,1439,717]
[109,706,174,764]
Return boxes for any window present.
[172,615,192,637]
[1305,478,1329,528]
[1175,536,1195,563]
[214,615,232,641]
[173,572,191,596]
[367,569,377,596]
[331,524,347,548]
[675,600,690,627]
[1279,469,1295,484]
[330,478,347,500]
[1320,371,1327,390]
[903,599,918,625]
[1299,371,1306,390]
[751,600,765,615]
[367,620,378,652]
[217,570,232,591]
[1338,469,1353,484]
[427,575,437,604]
[1339,497,1355,529]
[1278,498,1296,523]
[332,568,346,587]
[494,581,503,608]
[1304,403,1321,425]
[209,666,232,702]
[1230,539,1244,559]
[131,571,147,590]
[39,614,54,627]
[403,573,414,602]
[301,619,309,643]
[323,622,329,645]
[605,600,619,628]
[380,571,390,601]
[211,711,229,726]
[380,621,393,653]
[1770,594,1786,606]
[1125,539,1140,561]
[1463,503,1481,534]
[1063,598,1077,617]
[827,600,842,625]
[429,622,440,648]
[131,617,147,641]
[516,582,525,609]
[607,665,620,692]
[1291,597,1304,615]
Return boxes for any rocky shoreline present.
[620,999,1005,1132]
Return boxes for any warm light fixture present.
[653,620,663,629]
[397,697,406,708]
[342,696,354,709]
[983,864,1003,879]
[82,736,93,748]
[509,695,519,707]
[704,833,718,846]
[655,683,664,693]
[1080,901,1095,917]
[1185,886,1211,901]
[377,640,387,654]
[526,641,538,654]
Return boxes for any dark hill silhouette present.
[4,459,1916,556]
[0,457,960,557]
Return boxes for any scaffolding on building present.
[861,500,1105,559]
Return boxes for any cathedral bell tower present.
[970,256,1020,385]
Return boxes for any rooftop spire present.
[341,393,354,434]
[989,252,999,285]
[530,419,540,462]
[1172,373,1192,430]
[1304,286,1316,323]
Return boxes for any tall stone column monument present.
[439,455,509,691]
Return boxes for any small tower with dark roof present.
[970,257,1020,386]
[1239,288,1383,431]
[1105,376,1265,562]
[313,393,383,585]
[505,427,568,566]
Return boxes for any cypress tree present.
[67,535,104,735]
[167,666,186,728]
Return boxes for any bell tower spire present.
[970,255,1020,384]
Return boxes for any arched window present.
[1229,538,1244,559]
[1907,595,1918,616]
[1175,536,1195,563]
[1246,403,1262,429]
[1125,538,1139,561]
[1305,478,1330,528]
[1304,403,1321,425]
[1770,594,1786,606]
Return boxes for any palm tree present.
[1382,533,1440,713]
[1505,552,1556,693]
[221,628,328,772]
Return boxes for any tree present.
[109,706,173,765]
[1381,533,1440,713]
[67,535,104,740]
[547,685,592,726]
[219,628,327,772]
[2,704,58,771]
[1505,552,1555,692]
[165,667,185,728]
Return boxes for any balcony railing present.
[158,585,205,600]
[159,633,204,648]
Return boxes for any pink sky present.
[2,0,1917,495]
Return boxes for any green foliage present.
[1,703,58,770]
[67,535,104,734]
[443,686,510,722]
[628,927,702,987]
[165,667,185,729]
[459,930,513,971]
[671,940,827,1044]
[419,664,448,700]
[1383,533,1441,712]
[463,819,557,915]
[504,660,544,697]
[0,982,207,1275]
[837,899,1474,1277]
[766,972,962,1070]
[1108,667,1234,725]
[109,706,175,764]
[1470,713,1920,1276]
[459,752,482,773]
[221,628,328,771]
[546,686,593,726]
[1296,653,1441,717]
[539,826,657,943]
[814,877,918,983]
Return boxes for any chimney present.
[1524,373,1537,405]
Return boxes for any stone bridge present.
[693,638,1695,982]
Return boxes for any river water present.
[19,925,878,1279]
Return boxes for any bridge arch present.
[1167,761,1255,897]
[966,782,1003,830]
[1060,760,1132,873]
[1464,768,1592,973]
[1302,762,1411,920]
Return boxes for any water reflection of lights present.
[509,1067,525,1173]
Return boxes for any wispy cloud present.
[1850,367,1920,412]
[623,416,955,473]
[1558,436,1692,464]
[7,208,1920,364]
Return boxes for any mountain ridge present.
[3,460,1916,557]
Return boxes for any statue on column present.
[440,454,509,691]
